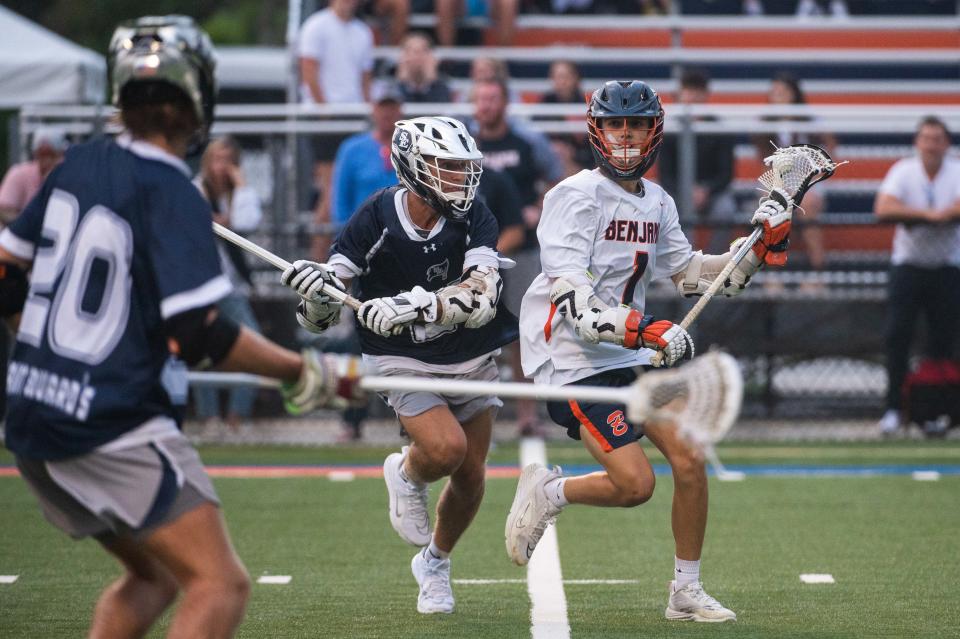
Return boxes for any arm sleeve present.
[652,194,694,280]
[327,196,386,277]
[229,186,263,232]
[878,160,908,199]
[359,27,375,72]
[146,177,231,319]
[537,186,599,278]
[464,201,501,269]
[298,15,324,60]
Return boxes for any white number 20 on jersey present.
[18,188,133,365]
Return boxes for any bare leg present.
[432,408,493,552]
[375,0,410,45]
[561,426,656,507]
[400,405,468,484]
[89,536,179,639]
[144,502,251,639]
[644,420,708,561]
[434,0,463,47]
[489,0,518,46]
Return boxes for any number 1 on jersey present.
[621,251,648,305]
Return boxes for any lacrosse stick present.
[212,222,362,311]
[364,350,744,450]
[650,143,842,367]
[188,351,743,450]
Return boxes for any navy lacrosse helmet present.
[109,15,217,147]
[587,80,665,181]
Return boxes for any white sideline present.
[520,438,571,639]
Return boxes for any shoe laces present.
[404,481,429,521]
[682,582,724,611]
[421,556,452,600]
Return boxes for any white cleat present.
[411,549,454,614]
[504,463,563,566]
[384,446,432,547]
[665,580,737,623]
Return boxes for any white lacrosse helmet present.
[390,116,483,220]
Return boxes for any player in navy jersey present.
[0,16,360,638]
[281,116,518,614]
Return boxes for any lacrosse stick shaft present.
[650,226,762,367]
[212,222,361,311]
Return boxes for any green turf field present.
[1,441,958,638]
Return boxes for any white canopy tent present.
[0,6,106,108]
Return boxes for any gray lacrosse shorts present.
[378,356,503,423]
[16,433,219,540]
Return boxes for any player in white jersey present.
[506,81,794,623]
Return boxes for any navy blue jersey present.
[329,186,518,363]
[0,136,230,460]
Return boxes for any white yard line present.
[0,575,18,584]
[520,437,571,639]
[454,578,639,586]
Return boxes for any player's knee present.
[669,453,706,487]
[424,436,468,475]
[613,473,655,507]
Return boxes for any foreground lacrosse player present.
[508,81,793,622]
[0,17,359,638]
[282,116,518,614]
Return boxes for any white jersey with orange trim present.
[519,169,694,385]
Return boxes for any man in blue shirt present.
[331,89,404,227]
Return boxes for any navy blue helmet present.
[586,80,665,181]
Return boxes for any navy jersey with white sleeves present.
[0,136,230,460]
[328,185,518,363]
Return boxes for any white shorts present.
[16,432,218,540]
[377,355,503,422]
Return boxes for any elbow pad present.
[0,262,28,317]
[675,244,763,299]
[164,306,241,368]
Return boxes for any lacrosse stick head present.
[627,351,743,448]
[758,143,841,208]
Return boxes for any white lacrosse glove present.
[358,286,437,337]
[750,188,793,267]
[464,266,501,329]
[550,278,643,347]
[281,260,346,333]
[281,350,364,415]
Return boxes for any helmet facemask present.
[415,155,483,218]
[587,114,664,180]
[391,117,484,221]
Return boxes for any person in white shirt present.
[506,81,795,624]
[298,0,374,105]
[874,116,960,434]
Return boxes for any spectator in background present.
[541,60,584,105]
[331,90,404,225]
[194,137,265,431]
[874,116,960,435]
[362,0,411,45]
[471,77,560,436]
[298,0,375,259]
[436,0,519,46]
[657,68,736,251]
[394,32,453,103]
[0,127,67,225]
[753,72,833,272]
[479,166,525,255]
[541,60,593,176]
